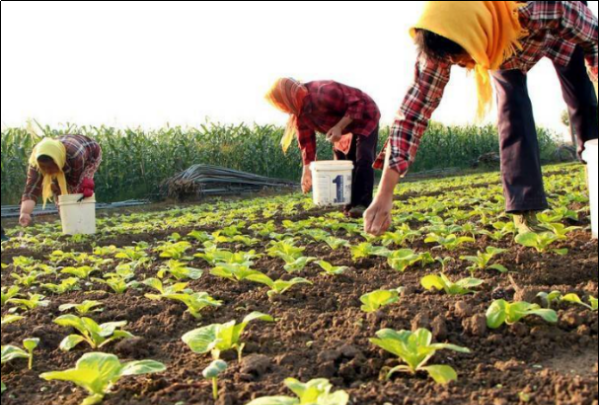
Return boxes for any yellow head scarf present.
[411,1,527,119]
[28,138,68,208]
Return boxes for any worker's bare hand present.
[19,213,33,227]
[326,126,343,144]
[364,196,393,236]
[301,166,313,194]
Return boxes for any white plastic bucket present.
[582,140,598,239]
[310,161,354,206]
[58,194,97,236]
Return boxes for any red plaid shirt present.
[297,81,381,165]
[22,135,103,203]
[376,1,599,175]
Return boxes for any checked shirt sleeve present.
[21,166,43,203]
[375,54,452,175]
[297,121,317,166]
[80,143,103,184]
[532,1,598,83]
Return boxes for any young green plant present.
[182,312,274,361]
[360,289,401,313]
[54,315,134,351]
[370,328,470,385]
[40,352,166,405]
[486,300,558,329]
[203,360,228,401]
[246,378,349,405]
[421,274,484,295]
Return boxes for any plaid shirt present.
[22,135,103,203]
[297,81,381,165]
[376,1,599,175]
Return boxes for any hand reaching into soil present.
[302,166,313,194]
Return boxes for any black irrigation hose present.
[2,167,298,218]
[161,165,297,199]
[0,200,151,219]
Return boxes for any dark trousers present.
[492,46,598,213]
[334,128,379,208]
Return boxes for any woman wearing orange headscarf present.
[266,78,381,218]
[365,1,598,236]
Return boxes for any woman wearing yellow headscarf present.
[365,1,598,236]
[19,135,102,227]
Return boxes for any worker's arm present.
[20,165,42,227]
[365,54,452,235]
[297,121,317,194]
[326,116,354,143]
[20,200,36,227]
[364,146,401,235]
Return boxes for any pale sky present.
[1,1,598,139]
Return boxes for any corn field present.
[0,122,562,204]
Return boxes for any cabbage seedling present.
[460,247,508,275]
[54,315,135,351]
[515,232,567,255]
[246,378,349,405]
[245,273,313,298]
[210,263,264,282]
[350,243,390,262]
[42,278,81,295]
[380,225,421,247]
[40,352,166,405]
[268,239,306,261]
[425,234,475,251]
[203,360,228,400]
[590,297,599,312]
[1,338,39,370]
[197,245,259,267]
[486,300,558,329]
[1,315,24,328]
[283,256,316,273]
[11,271,43,288]
[23,338,39,370]
[537,291,597,311]
[231,235,260,247]
[157,260,203,281]
[103,264,136,281]
[61,266,99,279]
[7,294,50,312]
[387,249,423,273]
[115,247,151,270]
[155,241,194,260]
[188,230,213,243]
[183,312,274,361]
[144,279,222,318]
[360,289,401,313]
[540,223,580,240]
[95,276,137,295]
[421,274,484,295]
[1,286,20,307]
[323,236,350,251]
[317,261,349,276]
[370,328,470,385]
[59,301,104,316]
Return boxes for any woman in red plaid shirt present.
[19,135,102,227]
[267,78,381,218]
[365,1,598,236]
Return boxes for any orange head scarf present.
[265,78,309,153]
[411,1,528,119]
